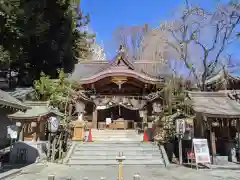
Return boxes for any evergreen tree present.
[0,0,92,86]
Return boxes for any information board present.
[192,138,211,164]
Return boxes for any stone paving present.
[8,163,240,180]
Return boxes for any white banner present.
[192,138,211,164]
[7,125,18,139]
[96,105,107,110]
[176,119,185,134]
[106,118,112,125]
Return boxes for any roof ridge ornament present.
[118,44,125,53]
[117,44,125,65]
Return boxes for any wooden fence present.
[48,174,141,180]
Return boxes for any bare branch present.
[112,24,148,61]
[162,3,240,91]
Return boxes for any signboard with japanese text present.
[192,138,211,166]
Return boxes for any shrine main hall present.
[69,47,168,130]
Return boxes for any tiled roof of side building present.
[0,89,30,110]
[187,91,240,117]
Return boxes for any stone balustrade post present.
[133,174,141,180]
[48,175,55,180]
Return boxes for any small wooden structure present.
[8,101,64,141]
[70,120,85,141]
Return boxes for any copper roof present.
[79,66,163,84]
[68,45,170,83]
[8,101,64,119]
[69,60,170,83]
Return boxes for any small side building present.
[187,91,240,163]
[0,89,30,148]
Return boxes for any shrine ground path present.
[5,130,240,180]
[8,162,240,180]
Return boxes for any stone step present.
[91,130,137,132]
[78,141,146,144]
[91,134,139,137]
[91,138,142,141]
[91,136,141,139]
[76,143,156,147]
[92,134,140,136]
[91,132,138,134]
[68,159,164,165]
[70,155,162,160]
[71,151,161,156]
[74,147,159,151]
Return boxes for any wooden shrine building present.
[8,101,64,141]
[0,89,30,148]
[186,91,240,163]
[69,46,169,129]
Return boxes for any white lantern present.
[16,122,22,127]
[31,122,37,127]
[78,112,83,121]
[47,116,60,133]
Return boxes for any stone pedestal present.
[10,141,48,164]
[71,120,85,141]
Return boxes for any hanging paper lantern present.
[102,97,110,105]
[31,122,37,128]
[75,101,85,113]
[122,97,128,104]
[47,116,60,133]
[112,96,120,104]
[16,122,22,127]
[130,98,138,108]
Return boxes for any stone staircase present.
[67,130,165,166]
[91,129,142,142]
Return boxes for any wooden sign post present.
[191,138,211,170]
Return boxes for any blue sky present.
[80,0,218,58]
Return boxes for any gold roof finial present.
[117,44,125,60]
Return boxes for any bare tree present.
[140,27,170,63]
[112,24,148,60]
[160,1,240,91]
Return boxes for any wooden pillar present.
[32,126,37,141]
[209,118,217,164]
[92,109,98,129]
[35,122,41,141]
[19,124,24,141]
[210,129,217,164]
[194,113,204,138]
[39,121,45,140]
[237,120,240,161]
